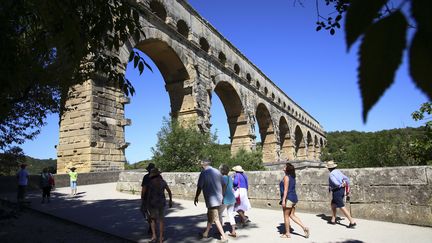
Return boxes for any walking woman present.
[232,165,251,226]
[219,164,237,237]
[279,163,309,239]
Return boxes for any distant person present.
[16,163,29,203]
[219,164,237,237]
[232,165,251,226]
[40,167,55,203]
[142,168,172,243]
[141,162,156,234]
[194,159,227,242]
[326,160,356,228]
[68,167,78,196]
[279,163,310,238]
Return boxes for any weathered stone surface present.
[57,0,326,173]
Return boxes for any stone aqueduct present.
[56,0,326,173]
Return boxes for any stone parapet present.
[116,166,432,227]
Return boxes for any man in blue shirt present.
[326,160,357,228]
[194,159,227,242]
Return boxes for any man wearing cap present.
[141,163,156,234]
[326,160,356,228]
[194,159,227,242]
[16,164,29,203]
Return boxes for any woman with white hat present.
[232,165,251,226]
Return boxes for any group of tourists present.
[139,159,356,242]
[15,165,79,204]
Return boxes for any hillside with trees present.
[321,126,431,168]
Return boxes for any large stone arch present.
[279,116,294,161]
[57,0,326,172]
[294,125,306,160]
[212,80,253,156]
[256,103,277,162]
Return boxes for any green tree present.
[0,0,149,151]
[410,102,432,164]
[0,147,26,176]
[315,0,432,122]
[151,118,264,172]
[151,118,216,172]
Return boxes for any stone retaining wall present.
[117,166,432,227]
[0,171,120,193]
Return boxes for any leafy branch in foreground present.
[314,0,431,122]
[0,0,150,150]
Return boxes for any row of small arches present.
[148,1,320,131]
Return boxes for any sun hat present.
[149,167,162,177]
[146,163,155,172]
[326,160,338,169]
[232,165,245,172]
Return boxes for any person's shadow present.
[316,213,347,226]
[276,223,304,238]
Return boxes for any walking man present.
[326,160,357,228]
[194,159,228,242]
[17,163,29,203]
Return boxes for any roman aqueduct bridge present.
[56,0,326,173]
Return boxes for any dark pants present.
[17,185,26,201]
[42,186,52,199]
[331,187,345,208]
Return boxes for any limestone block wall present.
[117,166,432,227]
[0,171,120,193]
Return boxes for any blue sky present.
[19,1,428,162]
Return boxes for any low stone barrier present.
[117,166,432,227]
[0,171,120,193]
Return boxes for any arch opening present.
[177,20,189,38]
[294,125,306,160]
[256,103,277,163]
[279,117,294,161]
[149,1,167,21]
[213,81,252,156]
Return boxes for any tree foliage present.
[315,0,432,122]
[0,147,26,176]
[410,101,432,163]
[321,126,431,168]
[0,0,149,151]
[150,118,264,172]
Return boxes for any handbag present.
[234,174,241,205]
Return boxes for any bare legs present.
[331,202,356,225]
[150,219,165,243]
[281,207,310,238]
[281,207,291,238]
[202,220,227,241]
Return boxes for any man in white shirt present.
[17,163,29,203]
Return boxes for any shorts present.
[148,207,165,221]
[285,199,296,208]
[331,187,345,208]
[70,181,77,189]
[207,206,220,223]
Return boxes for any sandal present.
[228,232,237,238]
[199,232,209,239]
[280,234,291,238]
[304,227,310,238]
[149,239,157,243]
[347,222,357,228]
